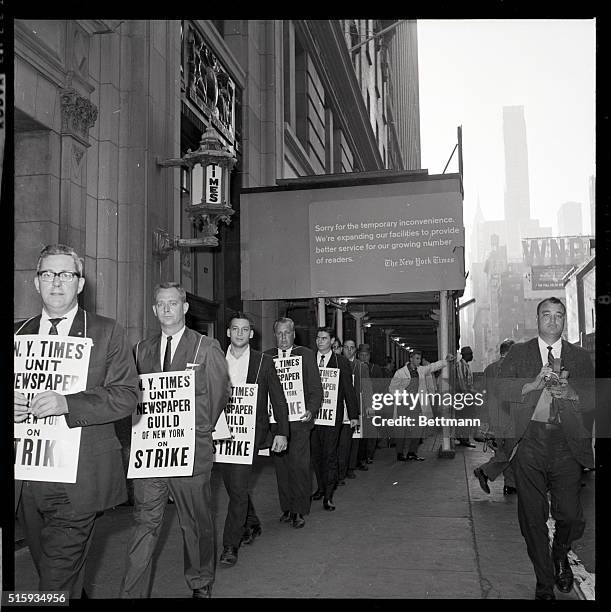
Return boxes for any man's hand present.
[14,391,30,423]
[350,418,359,428]
[299,410,312,423]
[29,391,69,419]
[445,354,456,362]
[522,365,552,395]
[271,435,288,453]
[549,380,578,401]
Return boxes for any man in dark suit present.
[473,339,517,495]
[311,327,359,510]
[498,297,594,600]
[120,282,230,599]
[265,317,323,529]
[356,343,384,466]
[14,243,139,598]
[218,313,289,567]
[337,339,371,484]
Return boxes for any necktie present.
[282,350,287,358]
[48,317,65,335]
[547,345,560,424]
[319,354,325,367]
[163,336,172,372]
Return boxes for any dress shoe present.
[338,479,346,486]
[534,591,556,600]
[219,546,238,567]
[406,452,425,461]
[397,453,408,462]
[323,498,336,511]
[279,510,292,522]
[357,463,368,471]
[473,467,490,494]
[554,555,574,593]
[458,440,476,448]
[346,470,356,479]
[311,490,324,500]
[192,585,212,598]
[292,513,306,528]
[240,524,262,545]
[503,485,517,495]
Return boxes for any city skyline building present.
[557,201,583,236]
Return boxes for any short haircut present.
[343,339,356,347]
[316,326,336,340]
[499,339,515,356]
[37,244,83,276]
[410,349,423,358]
[273,317,295,333]
[333,339,342,347]
[536,297,566,317]
[154,281,187,303]
[229,311,254,329]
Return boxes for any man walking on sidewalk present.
[473,339,517,496]
[498,297,594,600]
[120,282,230,599]
[219,313,289,567]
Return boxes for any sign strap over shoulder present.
[191,333,205,364]
[14,316,38,335]
[135,341,141,371]
[255,354,263,384]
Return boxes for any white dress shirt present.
[538,336,562,366]
[40,304,79,335]
[160,325,186,369]
[316,351,331,368]
[277,347,293,358]
[226,345,250,386]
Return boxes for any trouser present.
[479,438,516,486]
[348,435,360,471]
[513,422,585,594]
[311,423,342,498]
[17,481,98,598]
[220,462,259,549]
[273,421,312,515]
[120,468,215,598]
[357,416,378,462]
[393,406,424,455]
[337,423,353,480]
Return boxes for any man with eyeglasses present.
[497,297,594,600]
[265,317,323,529]
[120,282,230,599]
[14,244,139,598]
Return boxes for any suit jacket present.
[318,352,359,427]
[497,337,594,467]
[135,327,230,476]
[243,348,289,449]
[14,309,139,513]
[346,358,371,417]
[484,357,512,437]
[264,345,323,430]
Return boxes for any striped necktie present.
[48,318,65,335]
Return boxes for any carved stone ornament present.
[60,88,98,147]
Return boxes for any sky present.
[417,19,596,249]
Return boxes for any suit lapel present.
[16,315,42,335]
[170,329,191,371]
[246,349,260,384]
[68,308,86,338]
[148,335,162,373]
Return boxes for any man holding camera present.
[498,297,594,600]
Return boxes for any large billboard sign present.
[522,235,593,299]
[241,174,465,300]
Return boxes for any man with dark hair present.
[218,313,289,567]
[265,317,323,529]
[14,244,139,598]
[311,327,359,510]
[455,345,477,447]
[332,338,343,355]
[498,297,594,600]
[120,282,230,599]
[473,339,517,495]
[338,339,371,483]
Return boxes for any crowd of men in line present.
[14,243,594,600]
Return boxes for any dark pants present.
[311,423,342,498]
[220,463,259,548]
[479,438,516,486]
[17,481,98,598]
[337,423,353,480]
[273,421,312,515]
[348,435,360,470]
[120,468,215,598]
[514,422,585,595]
[393,405,424,456]
[357,425,377,463]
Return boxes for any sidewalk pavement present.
[13,432,595,599]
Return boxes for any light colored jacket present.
[389,359,447,418]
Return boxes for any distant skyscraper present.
[557,201,583,236]
[503,106,531,225]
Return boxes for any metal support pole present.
[351,311,366,346]
[438,290,455,458]
[317,298,326,327]
[336,307,343,342]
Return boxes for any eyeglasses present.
[539,313,565,322]
[38,271,80,283]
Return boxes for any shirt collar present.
[42,303,79,327]
[162,325,186,344]
[538,336,562,354]
[227,345,250,361]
